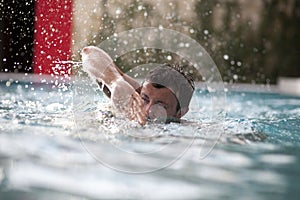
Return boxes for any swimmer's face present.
[140,81,180,121]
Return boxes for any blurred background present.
[1,0,299,84]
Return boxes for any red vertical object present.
[33,0,73,76]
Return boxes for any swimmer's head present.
[140,64,195,122]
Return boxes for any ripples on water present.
[0,80,299,199]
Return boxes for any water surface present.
[0,80,299,199]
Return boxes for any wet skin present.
[140,81,180,120]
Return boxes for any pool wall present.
[1,73,300,98]
[278,77,300,96]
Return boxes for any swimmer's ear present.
[176,107,189,118]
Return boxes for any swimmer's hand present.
[81,46,146,125]
[112,80,146,125]
[81,46,119,84]
[130,92,147,125]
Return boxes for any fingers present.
[130,92,146,125]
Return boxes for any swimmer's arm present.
[97,67,141,99]
[115,67,141,93]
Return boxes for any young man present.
[139,64,194,123]
[81,46,194,125]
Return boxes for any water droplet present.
[223,55,229,60]
[233,74,238,80]
[5,81,11,87]
[138,5,143,11]
[116,8,121,15]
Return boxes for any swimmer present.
[81,46,194,125]
[140,64,194,123]
[81,46,146,125]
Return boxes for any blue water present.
[0,79,300,199]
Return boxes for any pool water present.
[0,80,299,199]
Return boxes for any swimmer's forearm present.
[115,67,141,92]
[99,67,140,99]
[122,74,140,91]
